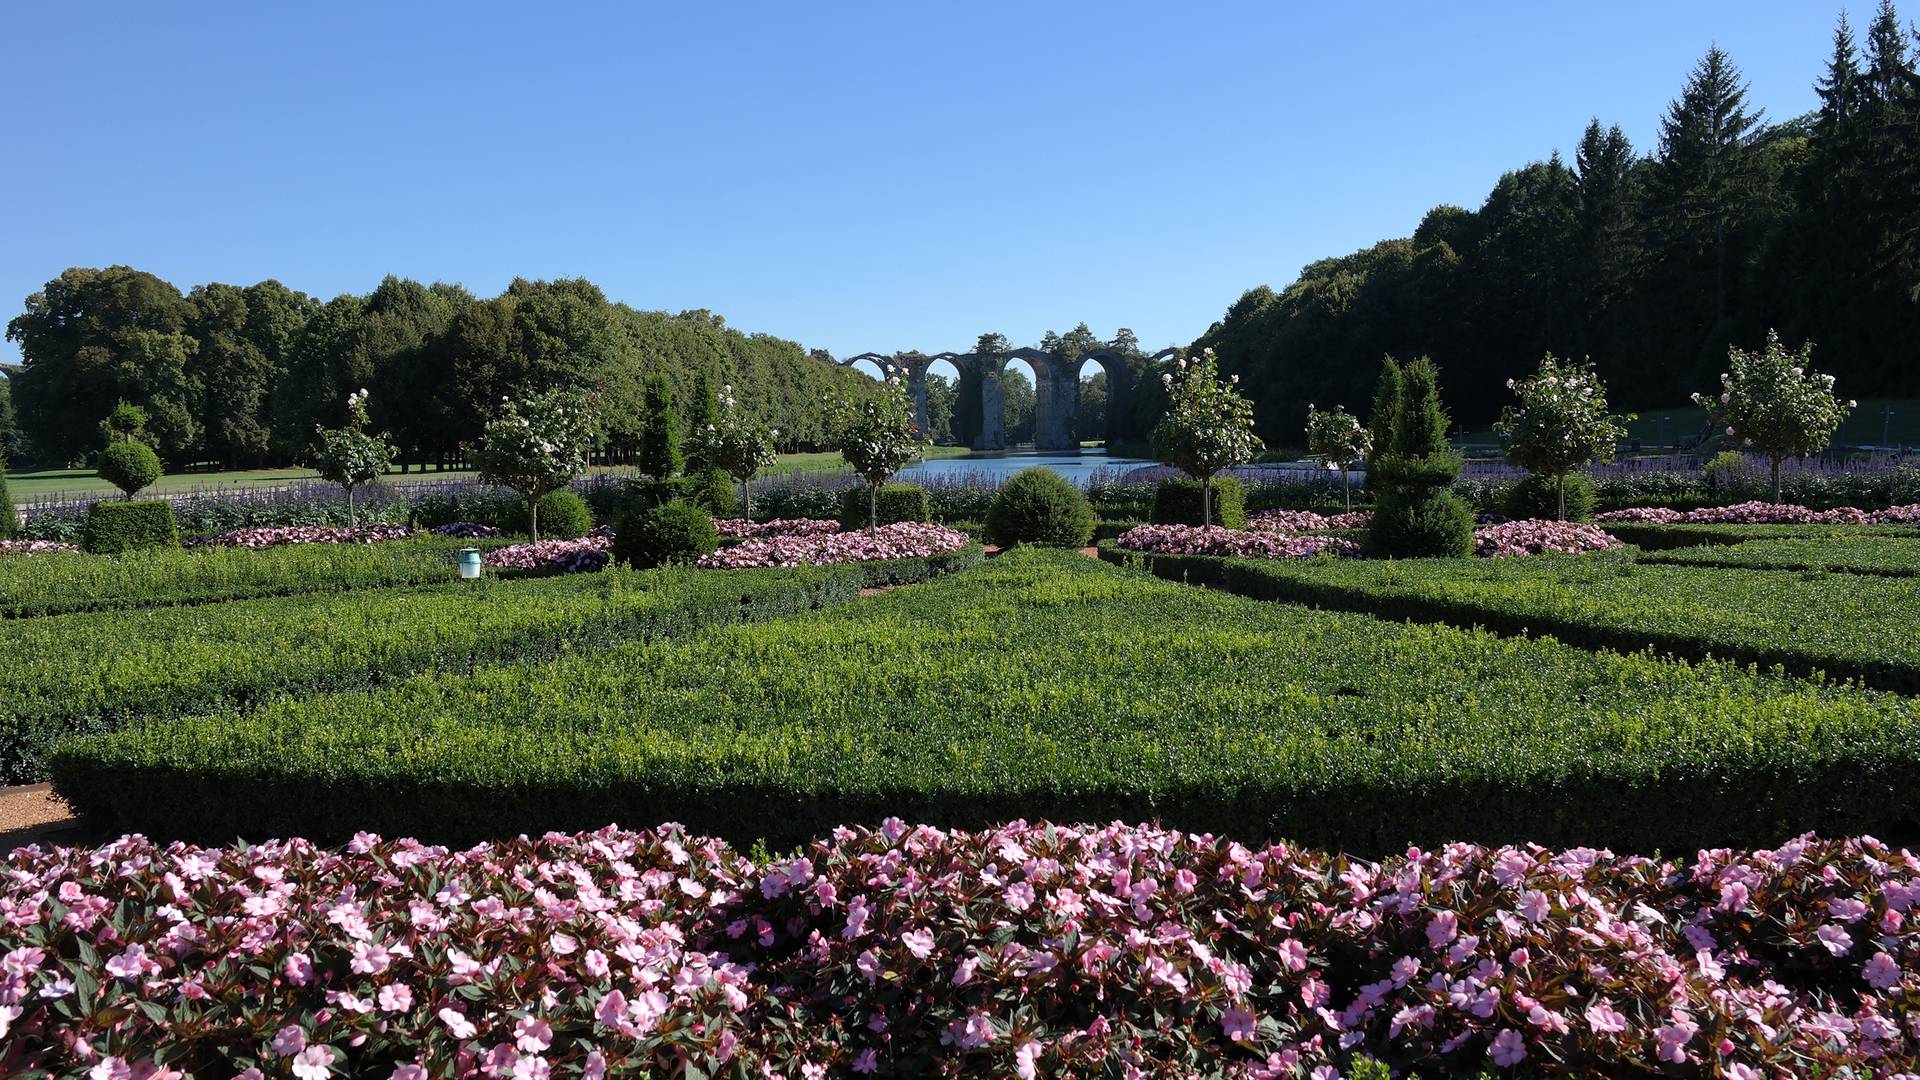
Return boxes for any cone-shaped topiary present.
[985,467,1096,547]
[1368,356,1474,558]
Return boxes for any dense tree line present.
[3,268,875,469]
[1194,4,1920,445]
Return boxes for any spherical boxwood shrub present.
[985,467,1095,547]
[613,500,719,568]
[688,469,738,518]
[97,441,163,499]
[82,500,179,554]
[1505,473,1596,522]
[839,483,930,531]
[525,489,593,539]
[1150,477,1246,529]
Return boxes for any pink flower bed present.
[698,521,969,568]
[1596,501,1920,526]
[0,540,79,556]
[183,524,414,549]
[2,823,1916,1076]
[1249,509,1373,532]
[1473,519,1620,557]
[711,517,842,539]
[1116,524,1360,559]
[482,535,612,574]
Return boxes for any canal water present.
[896,449,1155,484]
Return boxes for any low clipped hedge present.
[10,566,863,786]
[1600,521,1920,550]
[1150,477,1246,528]
[55,550,1920,853]
[848,541,983,587]
[1100,542,1920,693]
[81,500,178,554]
[839,483,930,531]
[1643,535,1920,578]
[0,536,503,618]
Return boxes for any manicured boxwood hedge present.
[1099,543,1920,692]
[81,500,178,554]
[3,567,858,785]
[55,550,1920,854]
[0,537,507,618]
[1599,522,1920,550]
[1642,536,1920,578]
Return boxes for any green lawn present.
[6,447,970,500]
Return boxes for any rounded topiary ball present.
[1504,473,1596,522]
[985,467,1096,547]
[613,500,719,569]
[528,489,594,539]
[97,441,163,498]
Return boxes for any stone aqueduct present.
[823,347,1179,451]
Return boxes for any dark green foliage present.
[9,566,860,786]
[53,550,1920,852]
[1505,473,1597,521]
[985,467,1096,547]
[614,501,718,568]
[838,483,930,531]
[0,457,14,540]
[684,372,720,474]
[688,469,737,517]
[96,441,163,498]
[81,501,178,554]
[1368,358,1474,557]
[411,489,524,530]
[1101,542,1920,693]
[639,374,683,479]
[527,490,592,540]
[1150,478,1247,529]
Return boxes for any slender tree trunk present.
[868,482,878,533]
[347,486,356,525]
[743,476,752,518]
[1202,477,1212,528]
[1771,455,1782,504]
[1557,472,1567,521]
[1342,467,1351,511]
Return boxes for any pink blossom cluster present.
[0,540,80,556]
[1249,509,1373,532]
[1596,501,1920,525]
[698,521,969,569]
[428,522,503,538]
[2,824,1916,1077]
[1116,524,1360,560]
[183,524,414,549]
[1473,519,1621,557]
[481,535,612,574]
[710,517,842,539]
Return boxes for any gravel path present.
[0,783,96,854]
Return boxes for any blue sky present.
[1,1,1848,366]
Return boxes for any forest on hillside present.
[1195,3,1920,444]
[1,269,874,469]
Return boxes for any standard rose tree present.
[829,364,922,532]
[1150,348,1262,527]
[1495,355,1630,520]
[1693,331,1854,503]
[687,384,778,517]
[1304,404,1372,510]
[471,388,598,543]
[310,389,396,524]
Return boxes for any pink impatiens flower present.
[902,927,936,958]
[1863,951,1901,990]
[1815,923,1854,956]
[291,1045,336,1080]
[1222,1005,1258,1042]
[1585,1000,1628,1034]
[1488,1028,1527,1067]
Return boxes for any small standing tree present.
[103,400,149,445]
[1692,331,1854,502]
[311,389,396,525]
[1305,404,1372,510]
[472,388,598,543]
[829,364,922,532]
[1494,355,1630,520]
[639,374,684,480]
[688,384,778,517]
[1150,348,1263,527]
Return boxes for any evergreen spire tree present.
[639,373,683,480]
[1860,0,1920,280]
[684,371,720,475]
[1366,356,1473,558]
[1574,118,1642,320]
[1367,356,1403,462]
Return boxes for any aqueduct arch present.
[829,345,1165,451]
